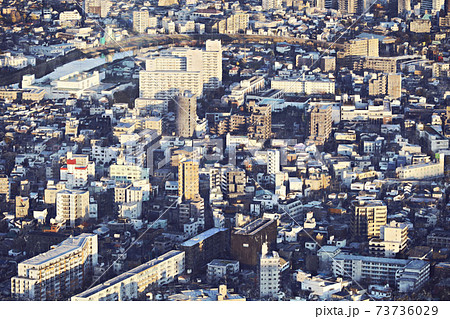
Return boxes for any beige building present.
[338,0,358,14]
[410,19,431,33]
[133,11,149,33]
[11,233,98,300]
[352,200,387,240]
[176,91,197,138]
[368,73,402,99]
[344,38,379,60]
[0,174,9,201]
[56,189,90,227]
[15,196,30,218]
[178,159,200,201]
[369,221,409,257]
[308,104,332,145]
[248,103,272,139]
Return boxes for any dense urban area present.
[0,0,449,302]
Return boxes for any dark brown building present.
[231,218,277,268]
[179,227,229,274]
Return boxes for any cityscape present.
[0,0,449,303]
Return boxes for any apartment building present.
[344,38,379,57]
[231,218,277,267]
[332,253,429,291]
[271,77,335,95]
[60,153,95,189]
[248,103,272,139]
[396,156,444,179]
[207,259,240,283]
[56,189,90,227]
[369,221,409,257]
[133,11,149,33]
[15,196,29,218]
[109,164,149,182]
[259,243,280,299]
[410,19,431,33]
[71,250,184,301]
[11,233,98,300]
[180,228,229,274]
[308,104,332,145]
[262,0,282,10]
[368,73,402,99]
[0,174,10,201]
[139,40,222,100]
[351,200,387,240]
[178,159,200,201]
[176,91,197,138]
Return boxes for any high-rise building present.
[71,250,184,301]
[11,233,98,300]
[84,0,111,18]
[178,159,200,201]
[421,0,444,14]
[248,101,272,139]
[369,221,409,257]
[368,73,402,99]
[259,243,280,299]
[398,0,411,15]
[351,200,387,240]
[231,218,278,268]
[56,189,90,227]
[267,149,280,184]
[338,0,358,14]
[176,91,197,138]
[133,11,150,33]
[139,41,222,100]
[308,104,332,145]
[262,0,282,10]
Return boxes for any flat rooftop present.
[181,228,228,247]
[234,218,274,236]
[22,233,95,266]
[73,250,183,298]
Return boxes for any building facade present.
[11,233,98,300]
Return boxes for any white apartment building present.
[262,0,282,10]
[60,153,95,188]
[259,243,280,299]
[11,233,98,300]
[71,250,185,301]
[369,221,409,257]
[133,11,150,33]
[109,164,149,182]
[56,189,90,227]
[271,78,335,95]
[207,259,240,283]
[59,10,82,21]
[396,156,444,180]
[139,40,222,100]
[332,253,430,290]
[140,70,202,100]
